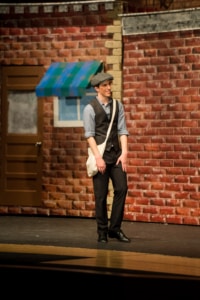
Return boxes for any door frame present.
[0,66,44,206]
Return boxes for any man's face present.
[95,80,113,97]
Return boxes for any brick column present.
[106,20,123,100]
[105,19,123,217]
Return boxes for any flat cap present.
[90,72,113,87]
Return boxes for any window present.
[53,90,96,127]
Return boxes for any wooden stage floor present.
[0,216,199,297]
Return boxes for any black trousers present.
[93,161,128,234]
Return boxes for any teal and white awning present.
[36,60,103,97]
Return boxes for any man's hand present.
[96,157,106,174]
[116,153,127,172]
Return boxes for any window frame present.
[53,91,96,127]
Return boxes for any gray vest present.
[89,98,120,152]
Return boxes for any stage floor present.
[0,215,199,297]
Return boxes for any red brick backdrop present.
[123,30,200,225]
[1,1,200,225]
[0,2,117,218]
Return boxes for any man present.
[83,72,130,243]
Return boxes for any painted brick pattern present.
[1,1,200,226]
[0,1,121,220]
[123,30,200,225]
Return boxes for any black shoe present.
[98,232,108,243]
[108,229,130,243]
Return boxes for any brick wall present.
[0,1,122,219]
[123,29,200,225]
[1,1,200,225]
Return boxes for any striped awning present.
[36,60,103,97]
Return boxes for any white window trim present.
[53,97,83,127]
[53,92,96,127]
